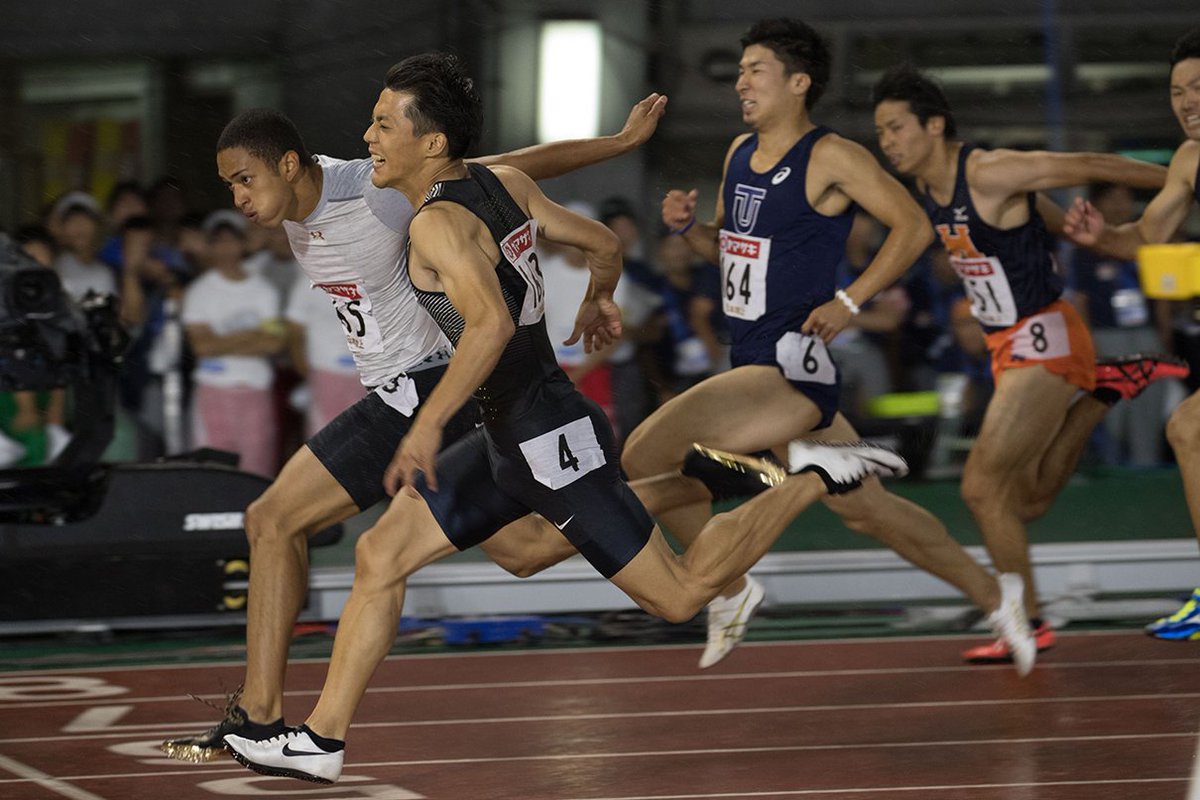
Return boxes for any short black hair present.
[599,196,637,226]
[217,109,313,172]
[739,18,831,110]
[871,63,958,139]
[384,53,482,160]
[13,224,53,249]
[120,215,155,234]
[106,180,146,212]
[1171,28,1200,68]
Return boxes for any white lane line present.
[5,657,1200,710]
[0,734,1189,785]
[562,777,1190,799]
[0,629,1160,677]
[4,690,1200,744]
[0,754,108,799]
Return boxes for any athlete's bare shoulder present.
[1174,139,1200,186]
[723,133,753,165]
[488,163,536,201]
[809,131,879,179]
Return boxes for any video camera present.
[0,233,126,392]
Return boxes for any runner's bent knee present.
[243,494,306,549]
[1168,394,1200,450]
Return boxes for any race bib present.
[372,373,418,417]
[518,416,605,490]
[951,255,1017,327]
[719,229,770,321]
[318,283,385,355]
[776,332,837,385]
[499,219,544,325]
[1010,309,1070,361]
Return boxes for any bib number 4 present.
[519,417,605,490]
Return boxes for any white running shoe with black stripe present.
[225,724,344,784]
[786,440,908,494]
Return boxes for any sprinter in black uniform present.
[223,52,907,785]
[1064,28,1200,640]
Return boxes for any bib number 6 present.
[776,332,837,385]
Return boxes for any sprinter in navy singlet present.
[627,18,1036,673]
[873,62,1173,664]
[1062,29,1200,640]
[719,127,852,428]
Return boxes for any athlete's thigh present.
[490,394,653,579]
[969,364,1078,476]
[253,444,360,536]
[607,526,689,615]
[626,365,822,469]
[359,486,461,575]
[478,514,578,574]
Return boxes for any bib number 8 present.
[1011,310,1070,361]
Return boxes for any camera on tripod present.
[0,233,127,393]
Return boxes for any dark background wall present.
[1,0,1197,229]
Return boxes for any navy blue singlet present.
[921,144,1062,333]
[719,127,854,364]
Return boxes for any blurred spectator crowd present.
[2,177,1195,479]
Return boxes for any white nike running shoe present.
[699,575,766,669]
[787,440,909,494]
[985,572,1037,677]
[224,725,344,784]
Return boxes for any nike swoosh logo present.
[282,743,327,757]
[554,515,575,531]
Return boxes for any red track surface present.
[0,631,1197,799]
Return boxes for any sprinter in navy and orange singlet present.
[626,18,1039,674]
[873,63,1179,665]
[1064,29,1200,641]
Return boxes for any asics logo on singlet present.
[771,167,791,185]
[731,184,767,233]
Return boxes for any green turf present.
[1,467,1190,672]
[312,466,1194,568]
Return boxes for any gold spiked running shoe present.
[682,444,786,500]
[160,687,285,764]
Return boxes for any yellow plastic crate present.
[1138,243,1200,299]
